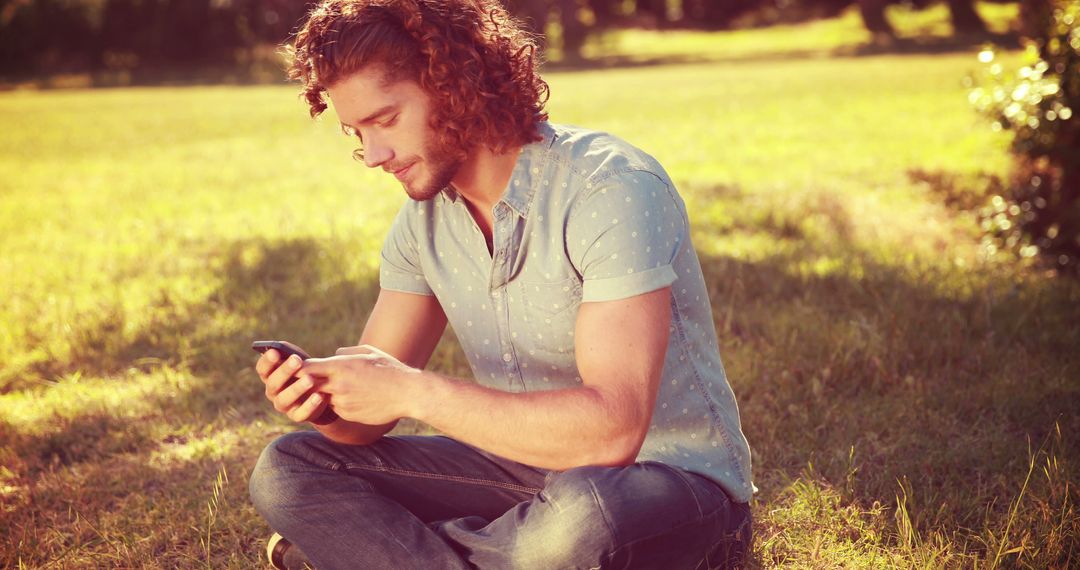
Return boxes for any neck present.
[450,145,522,214]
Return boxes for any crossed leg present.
[249,432,750,569]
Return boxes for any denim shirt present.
[379,122,755,503]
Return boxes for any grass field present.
[2,3,1078,568]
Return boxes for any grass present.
[2,3,1077,568]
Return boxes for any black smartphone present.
[252,340,311,361]
[251,340,338,425]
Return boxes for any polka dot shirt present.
[379,122,755,502]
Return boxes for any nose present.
[363,135,394,169]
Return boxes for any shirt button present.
[502,353,512,362]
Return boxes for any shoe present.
[266,533,312,570]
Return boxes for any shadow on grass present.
[834,30,1021,57]
[17,236,381,386]
[1,235,387,565]
[546,30,1021,73]
[695,242,1079,529]
[0,413,269,568]
[5,184,1079,565]
[907,167,1007,212]
[3,236,381,469]
[4,27,1023,91]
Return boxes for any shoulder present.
[544,122,673,189]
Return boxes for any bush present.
[969,0,1080,273]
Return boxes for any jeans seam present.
[586,477,621,549]
[343,462,543,495]
[277,438,344,472]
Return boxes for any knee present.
[546,463,690,514]
[248,431,326,519]
[545,463,706,538]
[500,467,611,569]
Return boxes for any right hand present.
[255,348,331,423]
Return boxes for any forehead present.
[326,67,425,122]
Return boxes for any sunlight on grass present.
[1,2,1076,567]
[581,3,1019,64]
[0,367,188,427]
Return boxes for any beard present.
[403,136,462,202]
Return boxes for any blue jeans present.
[249,432,751,569]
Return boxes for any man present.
[248,1,755,568]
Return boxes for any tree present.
[945,0,988,34]
[504,0,550,38]
[855,0,990,40]
[858,0,895,40]
[970,0,1080,272]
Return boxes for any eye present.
[379,114,399,128]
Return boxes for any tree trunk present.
[1018,0,1053,40]
[858,0,895,41]
[558,0,586,63]
[946,0,987,35]
[588,0,618,27]
[633,0,667,26]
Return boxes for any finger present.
[287,392,326,423]
[265,353,305,398]
[357,344,391,359]
[273,373,316,413]
[254,348,281,381]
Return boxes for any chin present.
[404,182,441,202]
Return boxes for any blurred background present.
[1,0,1078,568]
[0,0,1045,83]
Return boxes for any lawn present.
[1,3,1077,568]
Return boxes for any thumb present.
[298,357,335,378]
[335,344,376,356]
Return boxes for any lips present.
[391,162,415,181]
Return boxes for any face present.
[327,67,461,201]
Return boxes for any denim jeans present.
[249,432,751,569]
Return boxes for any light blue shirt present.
[380,122,755,502]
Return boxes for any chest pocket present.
[510,276,582,357]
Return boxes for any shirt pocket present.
[511,276,582,356]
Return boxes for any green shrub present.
[969,0,1080,273]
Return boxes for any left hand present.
[298,345,421,425]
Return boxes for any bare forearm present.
[313,293,445,444]
[407,372,648,470]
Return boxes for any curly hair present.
[285,0,550,160]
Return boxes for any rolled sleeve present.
[568,170,686,302]
[581,263,678,302]
[379,202,434,296]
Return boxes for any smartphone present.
[252,340,311,361]
[251,340,338,425]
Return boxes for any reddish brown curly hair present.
[285,0,549,160]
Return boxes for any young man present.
[249,1,755,568]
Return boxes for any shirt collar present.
[439,122,556,218]
[501,122,556,218]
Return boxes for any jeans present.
[249,432,751,569]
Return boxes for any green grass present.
[2,4,1078,568]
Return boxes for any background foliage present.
[971,0,1079,272]
[1,0,1010,80]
